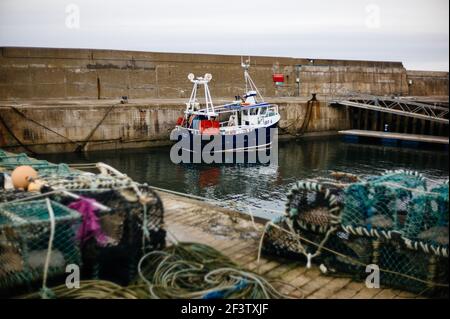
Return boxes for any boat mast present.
[241,57,265,102]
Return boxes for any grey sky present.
[0,0,448,71]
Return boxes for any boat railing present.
[265,105,279,117]
[188,103,279,117]
[175,125,255,135]
[210,102,277,114]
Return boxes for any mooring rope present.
[75,103,121,152]
[23,242,298,299]
[9,106,81,147]
[0,112,36,155]
[278,97,315,137]
[136,243,294,299]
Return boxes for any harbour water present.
[38,136,449,219]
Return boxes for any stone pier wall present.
[406,70,449,96]
[0,99,350,154]
[0,47,446,154]
[2,47,444,100]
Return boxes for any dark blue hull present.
[172,124,278,163]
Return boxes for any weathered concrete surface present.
[0,97,351,153]
[407,70,449,96]
[1,47,446,153]
[2,47,443,100]
[159,190,423,299]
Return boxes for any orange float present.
[11,165,38,190]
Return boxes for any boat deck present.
[159,190,423,299]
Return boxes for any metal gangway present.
[330,91,449,125]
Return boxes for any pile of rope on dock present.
[1,150,290,299]
[138,242,289,299]
[261,170,449,297]
[21,242,290,299]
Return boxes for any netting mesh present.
[263,170,449,296]
[50,185,166,286]
[341,171,427,232]
[0,200,81,296]
[0,152,71,176]
[403,182,449,246]
[1,151,166,296]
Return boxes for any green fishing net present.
[263,170,449,296]
[1,150,166,297]
[0,200,82,297]
[0,152,71,176]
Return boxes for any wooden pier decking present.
[338,130,449,145]
[158,190,423,299]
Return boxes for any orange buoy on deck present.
[11,165,37,190]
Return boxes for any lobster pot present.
[265,179,345,264]
[263,217,448,296]
[374,241,447,294]
[262,171,448,297]
[0,200,81,297]
[341,171,427,231]
[0,152,71,176]
[54,185,166,286]
[319,230,448,295]
[262,217,371,279]
[285,180,343,234]
[262,217,311,262]
[403,182,449,244]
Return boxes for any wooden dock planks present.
[159,190,423,299]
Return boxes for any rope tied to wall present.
[75,102,121,152]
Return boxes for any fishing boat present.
[171,60,280,163]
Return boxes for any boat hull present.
[171,123,278,163]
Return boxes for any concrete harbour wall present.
[2,47,447,100]
[0,47,447,153]
[406,70,449,96]
[0,99,350,154]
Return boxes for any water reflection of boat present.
[198,167,221,188]
[171,60,280,162]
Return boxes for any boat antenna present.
[241,56,264,102]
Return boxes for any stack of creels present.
[0,200,82,298]
[48,183,166,287]
[0,152,71,176]
[341,170,427,234]
[262,171,449,296]
[262,178,344,264]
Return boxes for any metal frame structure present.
[186,73,217,119]
[331,92,449,124]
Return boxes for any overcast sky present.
[0,0,448,71]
